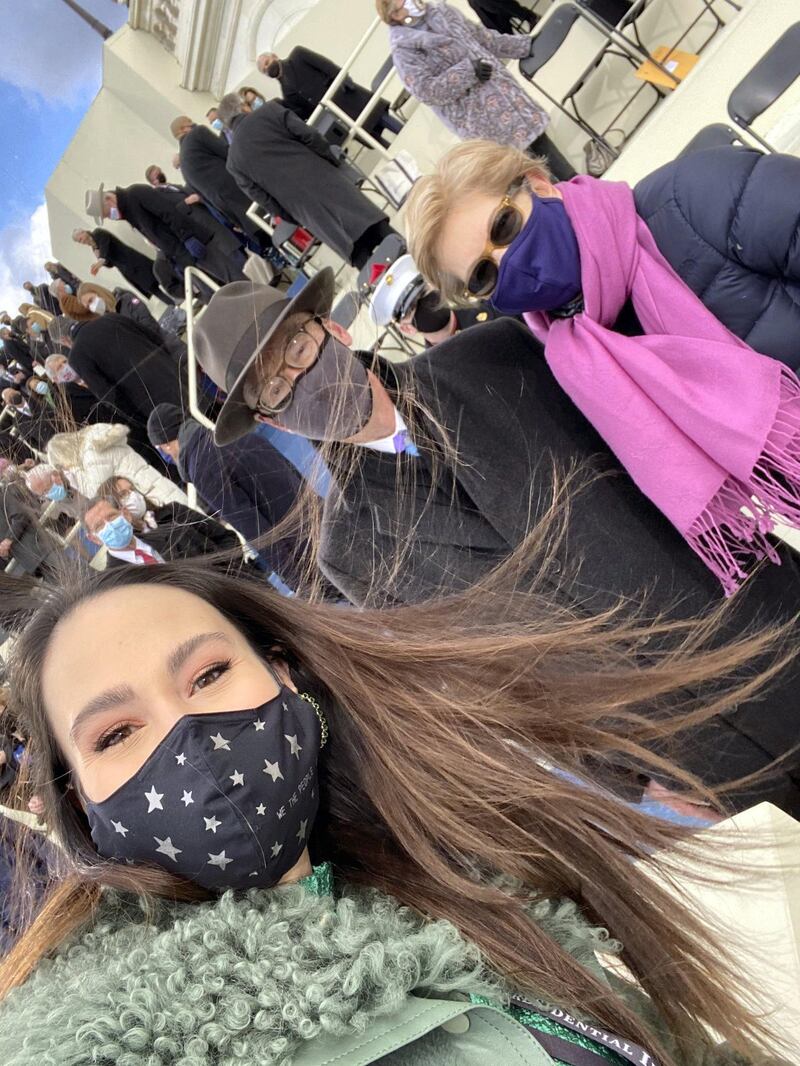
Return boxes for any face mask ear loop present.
[263,656,328,747]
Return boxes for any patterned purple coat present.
[388,2,548,149]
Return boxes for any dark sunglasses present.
[464,182,526,300]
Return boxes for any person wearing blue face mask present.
[84,499,164,566]
[25,464,88,521]
[206,105,232,143]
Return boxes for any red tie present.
[134,548,158,566]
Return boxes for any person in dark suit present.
[72,227,169,303]
[147,403,306,591]
[219,93,397,269]
[43,261,81,292]
[84,491,240,568]
[0,326,34,377]
[84,183,247,289]
[257,45,401,146]
[170,115,270,250]
[65,313,186,469]
[0,482,58,576]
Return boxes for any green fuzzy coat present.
[0,879,755,1066]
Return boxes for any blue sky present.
[0,0,128,310]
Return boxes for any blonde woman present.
[405,139,800,597]
[376,0,574,179]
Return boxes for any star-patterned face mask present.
[86,686,326,891]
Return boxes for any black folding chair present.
[728,22,800,152]
[678,123,753,157]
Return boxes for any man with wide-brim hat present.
[84,183,106,227]
[84,180,248,290]
[195,266,378,449]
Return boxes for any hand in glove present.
[519,37,539,78]
[473,59,493,83]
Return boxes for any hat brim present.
[86,183,105,226]
[212,267,336,447]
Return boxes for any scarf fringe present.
[686,369,800,596]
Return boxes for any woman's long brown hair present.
[0,555,794,1065]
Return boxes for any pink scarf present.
[523,176,800,595]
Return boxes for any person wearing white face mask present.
[375,0,575,180]
[72,280,163,339]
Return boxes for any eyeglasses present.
[254,316,323,415]
[463,182,526,300]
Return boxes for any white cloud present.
[0,204,53,317]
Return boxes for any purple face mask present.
[490,194,582,316]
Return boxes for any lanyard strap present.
[512,997,659,1066]
[528,1028,618,1066]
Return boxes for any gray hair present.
[217,92,244,128]
[24,464,57,494]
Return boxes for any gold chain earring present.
[300,692,328,748]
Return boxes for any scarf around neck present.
[524,176,800,595]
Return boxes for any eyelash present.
[92,659,234,753]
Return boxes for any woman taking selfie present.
[0,562,788,1064]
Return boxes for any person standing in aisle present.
[376,0,575,180]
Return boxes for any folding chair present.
[728,22,800,153]
[678,123,754,157]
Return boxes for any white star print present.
[256,804,267,816]
[285,734,302,759]
[296,819,308,843]
[210,732,231,751]
[204,816,222,833]
[154,836,182,862]
[263,759,284,782]
[229,771,245,787]
[181,791,194,806]
[144,786,164,813]
[270,841,283,857]
[253,718,266,731]
[175,753,187,766]
[111,820,129,837]
[207,850,233,870]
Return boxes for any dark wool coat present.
[1,335,34,376]
[0,484,57,575]
[90,229,159,299]
[276,45,393,141]
[317,317,800,815]
[114,184,241,271]
[178,125,262,240]
[68,315,186,466]
[226,104,387,263]
[635,146,800,370]
[177,418,305,586]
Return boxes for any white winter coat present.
[46,423,189,507]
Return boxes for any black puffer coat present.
[635,146,800,369]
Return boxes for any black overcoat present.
[226,104,386,263]
[317,317,800,814]
[178,125,261,240]
[277,45,392,141]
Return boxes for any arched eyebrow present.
[166,631,230,677]
[69,632,232,745]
